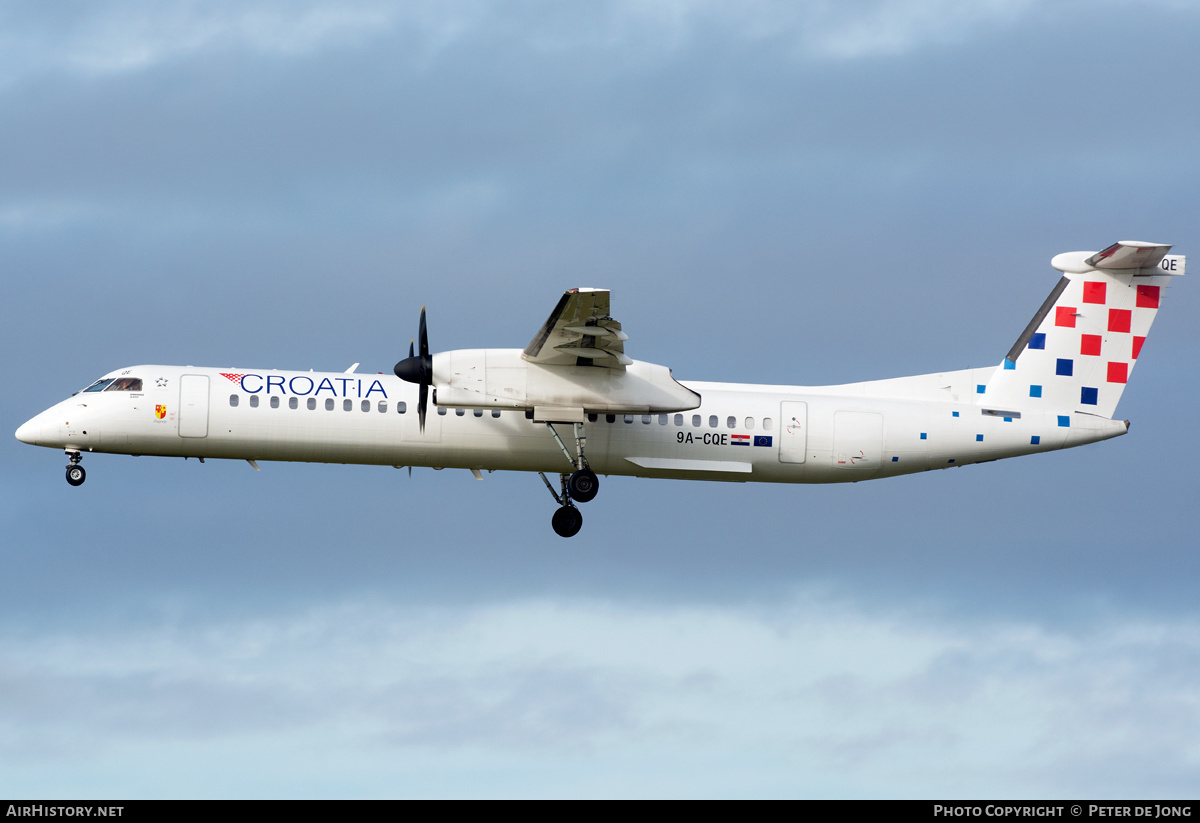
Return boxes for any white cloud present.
[1,592,1198,796]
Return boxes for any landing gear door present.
[779,401,807,464]
[179,374,210,438]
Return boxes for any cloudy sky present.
[3,0,1200,798]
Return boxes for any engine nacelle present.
[431,349,700,419]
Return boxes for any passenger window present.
[588,413,598,422]
[763,417,773,431]
[361,400,370,412]
[659,414,668,425]
[473,409,483,418]
[524,410,533,419]
[307,398,317,410]
[492,410,501,418]
[624,415,633,424]
[691,414,701,427]
[289,397,298,409]
[270,396,279,409]
[642,415,651,424]
[229,395,239,407]
[249,395,259,408]
[674,414,683,426]
[727,416,736,429]
[341,399,350,411]
[439,407,448,416]
[745,417,754,430]
[456,408,465,416]
[606,414,616,423]
[378,401,387,413]
[397,401,407,413]
[325,398,335,411]
[709,415,718,428]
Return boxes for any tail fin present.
[982,242,1184,418]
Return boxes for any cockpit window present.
[106,377,143,392]
[82,379,115,393]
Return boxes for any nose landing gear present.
[65,451,85,486]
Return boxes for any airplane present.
[15,240,1185,537]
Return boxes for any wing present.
[522,288,632,369]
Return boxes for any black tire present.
[65,465,86,486]
[567,468,599,503]
[551,505,583,538]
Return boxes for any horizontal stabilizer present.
[1086,241,1172,270]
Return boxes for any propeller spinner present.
[393,306,432,432]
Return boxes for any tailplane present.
[982,241,1184,419]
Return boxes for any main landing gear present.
[65,451,85,486]
[540,421,600,537]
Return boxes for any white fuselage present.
[15,362,1127,484]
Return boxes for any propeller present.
[394,305,432,432]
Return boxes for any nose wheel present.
[65,451,85,486]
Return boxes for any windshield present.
[81,378,115,393]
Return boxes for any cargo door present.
[833,411,882,471]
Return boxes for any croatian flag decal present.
[731,434,750,446]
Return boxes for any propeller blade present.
[395,307,433,435]
[419,305,429,359]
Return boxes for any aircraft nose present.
[15,416,42,444]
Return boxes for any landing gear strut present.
[65,451,85,486]
[540,421,600,537]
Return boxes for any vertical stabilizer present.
[982,243,1183,419]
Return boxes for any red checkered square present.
[1107,362,1128,384]
[1108,308,1131,333]
[1083,282,1106,304]
[1136,285,1160,309]
[1132,336,1145,360]
[1055,306,1077,328]
[1080,334,1102,356]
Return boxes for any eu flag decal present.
[753,436,773,447]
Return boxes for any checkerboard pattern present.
[983,271,1172,419]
